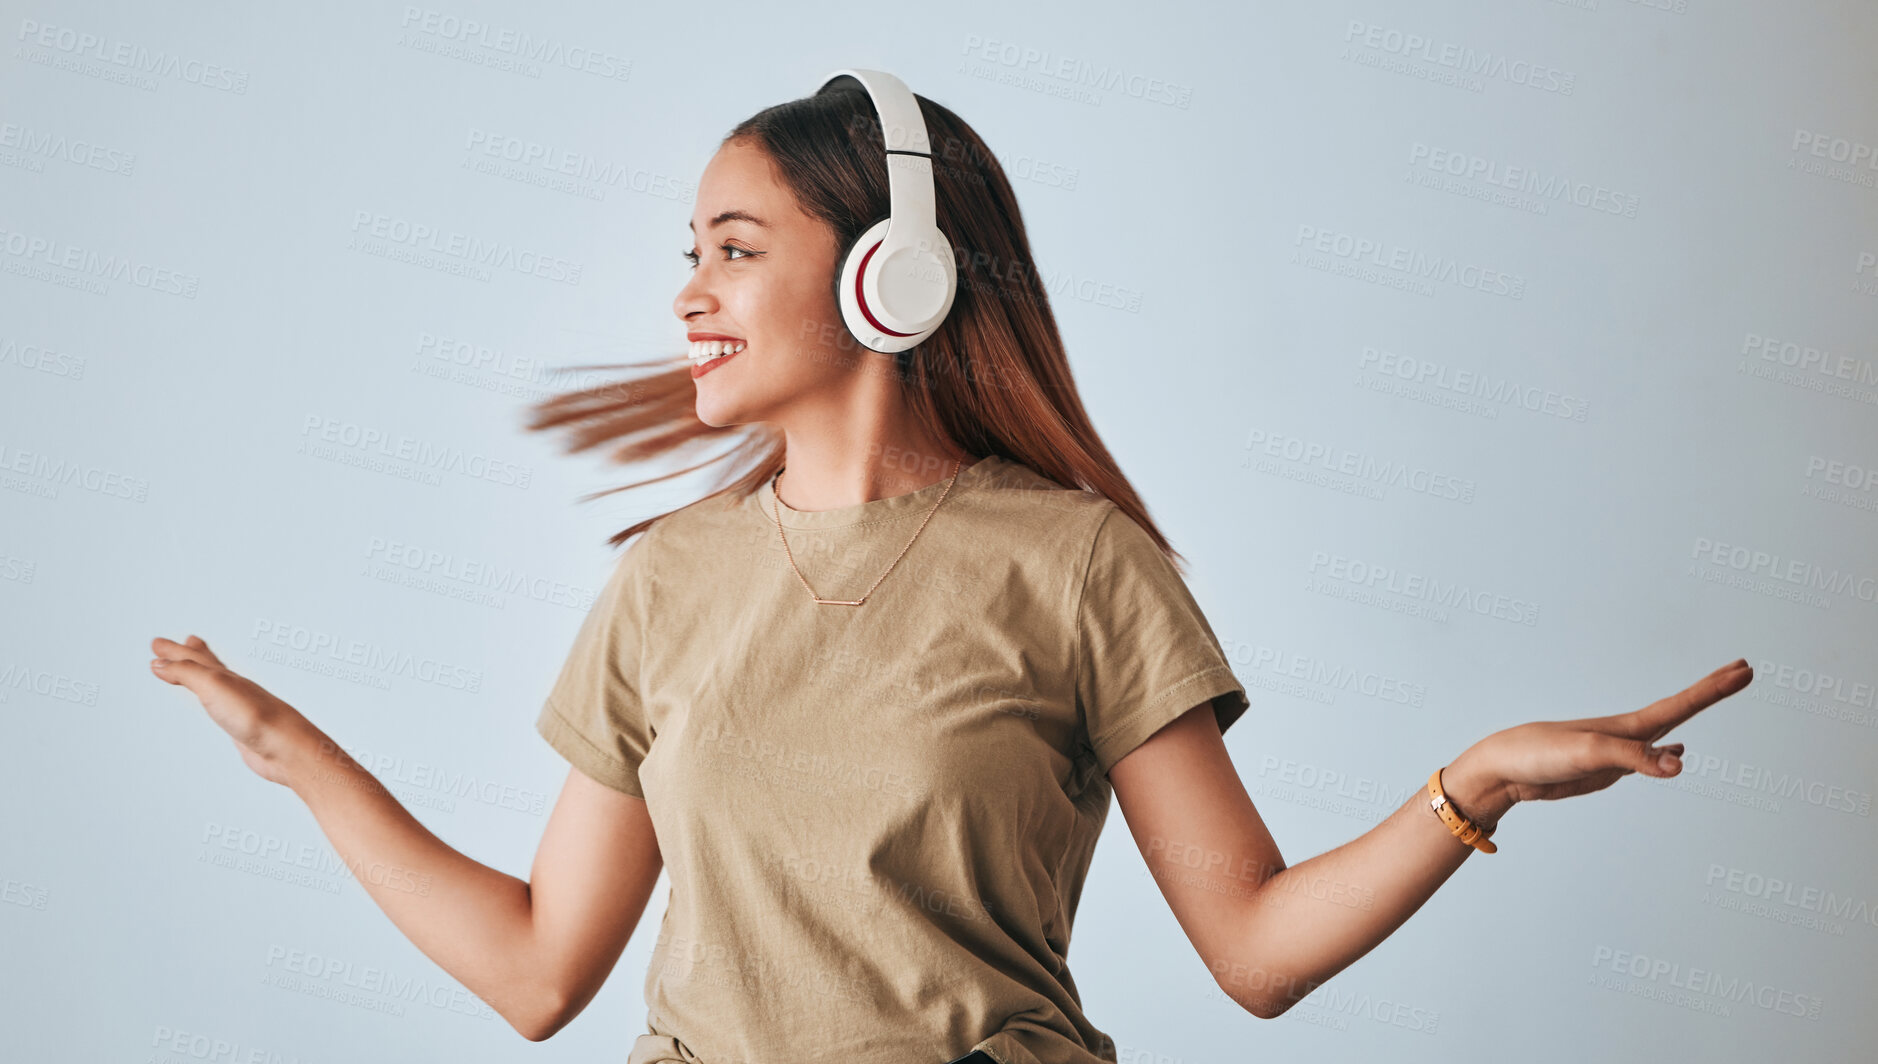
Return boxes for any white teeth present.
[689,340,746,363]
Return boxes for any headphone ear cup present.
[835,216,915,354]
[911,226,958,320]
[833,217,958,355]
[870,225,955,331]
[831,215,889,351]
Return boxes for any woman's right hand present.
[149,634,314,788]
[1444,658,1753,827]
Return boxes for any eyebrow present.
[688,210,771,232]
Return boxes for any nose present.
[673,267,716,324]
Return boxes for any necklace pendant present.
[771,455,967,608]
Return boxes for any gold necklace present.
[770,455,965,606]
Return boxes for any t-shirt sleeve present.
[535,526,659,799]
[1075,505,1250,776]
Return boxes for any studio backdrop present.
[3,1,1875,1061]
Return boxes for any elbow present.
[514,1008,565,1043]
[1214,973,1293,1020]
[507,981,576,1043]
[1250,997,1291,1021]
[1238,993,1292,1021]
[1235,992,1287,1021]
[507,1008,557,1043]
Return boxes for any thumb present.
[1634,739,1685,777]
[1583,732,1684,778]
[151,656,217,691]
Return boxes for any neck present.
[774,429,974,512]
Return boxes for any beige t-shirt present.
[536,454,1249,1064]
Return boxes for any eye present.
[682,244,760,269]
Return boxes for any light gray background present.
[3,1,1875,1061]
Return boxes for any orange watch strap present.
[1428,768,1498,854]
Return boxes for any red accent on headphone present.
[854,240,918,337]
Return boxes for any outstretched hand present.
[149,635,312,787]
[1453,659,1754,824]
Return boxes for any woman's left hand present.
[1446,658,1755,828]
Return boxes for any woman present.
[148,70,1753,1063]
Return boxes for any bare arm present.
[1118,711,1495,1018]
[1110,660,1748,1018]
[283,729,663,1038]
[529,765,663,1035]
[150,635,664,1041]
[1108,708,1545,1018]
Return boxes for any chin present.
[691,390,763,429]
[692,400,739,429]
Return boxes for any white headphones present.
[813,69,959,354]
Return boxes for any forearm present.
[277,721,561,1038]
[1218,758,1510,1018]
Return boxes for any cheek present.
[757,274,843,354]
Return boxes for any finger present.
[1607,659,1752,741]
[151,636,219,671]
[150,656,216,690]
[1527,767,1629,801]
[183,635,228,669]
[1523,739,1685,801]
[1585,732,1686,777]
[1646,660,1752,741]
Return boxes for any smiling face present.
[675,137,872,428]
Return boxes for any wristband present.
[1428,767,1498,854]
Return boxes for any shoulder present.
[633,486,753,550]
[1086,501,1162,561]
[1076,500,1192,608]
[955,459,1180,612]
[957,456,1173,572]
[967,455,1114,538]
[607,489,746,587]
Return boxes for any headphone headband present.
[812,68,958,353]
[816,69,934,155]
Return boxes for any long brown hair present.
[524,77,1196,574]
